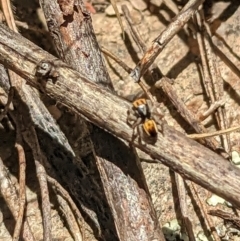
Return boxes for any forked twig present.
[195,10,230,152]
[22,126,52,241]
[57,194,83,241]
[47,175,84,239]
[130,0,204,82]
[208,209,240,229]
[155,77,226,156]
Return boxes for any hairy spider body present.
[142,119,158,138]
[127,98,162,144]
[132,98,151,119]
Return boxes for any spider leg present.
[137,125,146,145]
[127,109,138,126]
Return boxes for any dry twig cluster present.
[0,0,240,240]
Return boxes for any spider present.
[127,98,163,144]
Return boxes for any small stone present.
[129,0,147,11]
[232,151,240,165]
[206,194,225,206]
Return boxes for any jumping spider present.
[127,98,163,144]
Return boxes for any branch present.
[0,24,240,208]
[130,0,205,82]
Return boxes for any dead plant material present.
[1,24,240,209]
[130,0,205,82]
[0,156,35,241]
[39,0,165,240]
[208,209,240,230]
[13,132,26,241]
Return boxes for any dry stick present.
[2,25,240,208]
[101,46,132,73]
[175,174,196,241]
[199,99,225,121]
[156,77,225,155]
[200,9,230,153]
[47,176,84,238]
[13,136,26,241]
[208,209,240,229]
[57,195,82,241]
[22,126,52,241]
[101,45,153,100]
[194,12,228,152]
[193,16,214,102]
[121,4,156,102]
[39,1,164,240]
[130,0,205,82]
[8,99,27,241]
[121,5,147,53]
[0,86,14,121]
[188,182,221,241]
[213,45,240,80]
[0,156,35,241]
[0,0,18,32]
[157,78,223,240]
[109,0,125,39]
[187,125,240,140]
[1,2,52,240]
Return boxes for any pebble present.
[129,0,147,11]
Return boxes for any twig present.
[121,5,147,53]
[199,99,225,121]
[109,0,125,39]
[199,9,230,152]
[155,77,225,155]
[189,182,221,241]
[0,156,35,241]
[101,46,132,73]
[208,209,240,229]
[121,4,158,101]
[57,194,83,241]
[0,0,18,32]
[47,176,84,238]
[175,174,196,241]
[2,25,240,207]
[213,45,240,80]
[130,0,205,82]
[22,126,52,241]
[13,134,26,241]
[187,125,240,140]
